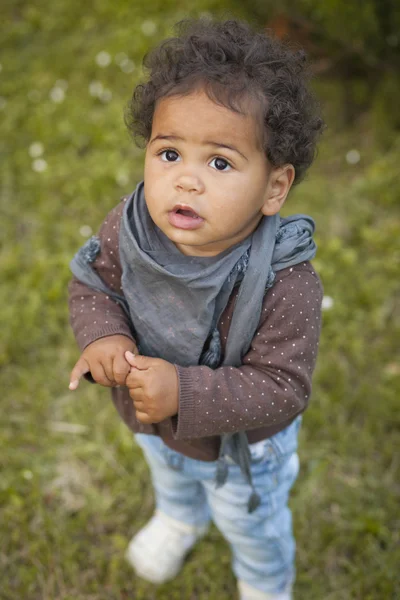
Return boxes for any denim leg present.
[134,434,211,529]
[202,420,301,595]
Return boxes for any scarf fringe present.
[78,236,101,263]
[199,328,221,369]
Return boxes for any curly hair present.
[125,18,325,184]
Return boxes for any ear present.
[261,164,295,216]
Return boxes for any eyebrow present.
[149,134,248,161]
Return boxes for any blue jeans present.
[134,416,301,595]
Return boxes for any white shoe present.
[125,510,208,584]
[238,580,292,600]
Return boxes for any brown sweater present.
[69,197,323,461]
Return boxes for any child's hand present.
[69,335,138,390]
[125,351,179,424]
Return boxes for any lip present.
[168,204,205,230]
[171,203,202,218]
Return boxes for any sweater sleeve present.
[68,197,134,351]
[172,265,323,440]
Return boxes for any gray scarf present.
[71,181,316,511]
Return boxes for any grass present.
[1,1,399,598]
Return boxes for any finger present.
[128,388,144,407]
[112,353,131,386]
[133,399,145,412]
[126,370,144,390]
[131,386,145,402]
[102,356,116,386]
[135,411,153,425]
[125,351,137,367]
[69,357,90,390]
[90,361,114,387]
[125,352,152,371]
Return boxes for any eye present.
[210,157,231,171]
[160,149,180,162]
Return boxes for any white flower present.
[346,149,360,165]
[100,89,112,103]
[115,52,128,65]
[321,296,334,310]
[32,159,48,172]
[55,79,68,90]
[141,20,157,36]
[29,142,44,158]
[79,225,93,237]
[120,58,135,74]
[96,51,111,67]
[22,470,33,480]
[89,81,104,97]
[50,86,65,103]
[116,170,129,186]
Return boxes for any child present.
[68,18,324,600]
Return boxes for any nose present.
[174,172,205,194]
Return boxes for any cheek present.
[209,194,248,228]
[144,155,156,181]
[144,158,173,193]
[144,150,163,177]
[143,180,158,215]
[144,161,162,196]
[210,177,246,209]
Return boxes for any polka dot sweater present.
[69,199,323,462]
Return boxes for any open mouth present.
[173,207,201,219]
[168,205,204,230]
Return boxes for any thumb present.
[69,357,90,390]
[125,351,151,371]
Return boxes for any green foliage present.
[370,74,400,147]
[245,0,400,68]
[1,2,399,599]
[243,0,400,141]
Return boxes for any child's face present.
[144,88,294,257]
